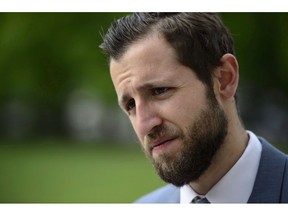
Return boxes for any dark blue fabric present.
[248,137,288,203]
[134,184,180,203]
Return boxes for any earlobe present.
[216,54,239,99]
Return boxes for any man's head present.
[100,13,239,186]
[100,13,235,93]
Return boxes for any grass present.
[0,139,165,203]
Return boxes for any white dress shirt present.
[180,131,262,203]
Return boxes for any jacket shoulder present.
[249,137,288,203]
[134,184,180,203]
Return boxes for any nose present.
[132,101,162,140]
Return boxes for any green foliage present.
[0,13,129,104]
[222,13,288,95]
[1,13,288,104]
[0,13,288,138]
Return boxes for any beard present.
[141,93,228,187]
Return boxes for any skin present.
[110,33,249,195]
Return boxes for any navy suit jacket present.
[135,138,288,203]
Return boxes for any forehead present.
[109,33,195,104]
[110,33,179,80]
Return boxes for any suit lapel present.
[248,138,287,203]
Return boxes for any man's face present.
[110,34,228,186]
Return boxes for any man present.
[100,13,288,203]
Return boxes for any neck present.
[189,116,249,195]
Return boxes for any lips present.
[150,136,177,152]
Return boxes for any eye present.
[126,99,135,112]
[152,87,169,95]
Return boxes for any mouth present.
[150,136,178,153]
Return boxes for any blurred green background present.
[0,13,288,203]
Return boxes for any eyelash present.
[125,87,171,113]
[152,87,170,95]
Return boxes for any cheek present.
[164,100,193,120]
[164,98,203,129]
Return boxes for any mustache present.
[145,125,181,145]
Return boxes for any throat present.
[189,130,249,195]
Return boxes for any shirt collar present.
[180,131,262,203]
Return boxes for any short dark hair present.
[100,12,235,90]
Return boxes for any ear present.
[214,54,239,99]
